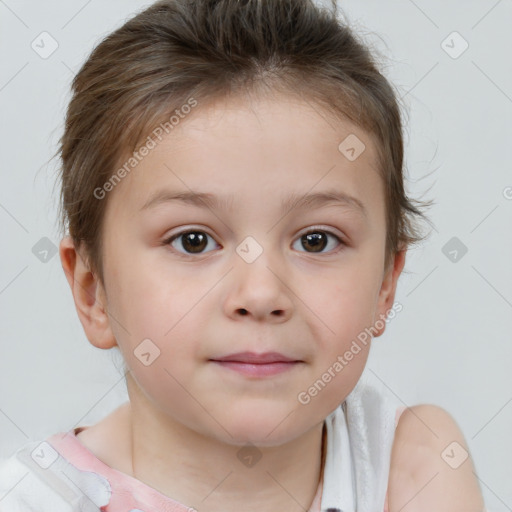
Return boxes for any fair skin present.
[60,92,484,511]
[387,405,484,511]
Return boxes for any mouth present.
[209,351,301,364]
[209,352,303,378]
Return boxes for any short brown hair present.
[56,0,433,285]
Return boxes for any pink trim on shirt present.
[47,429,194,511]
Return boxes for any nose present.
[223,250,294,323]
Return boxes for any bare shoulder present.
[387,404,485,512]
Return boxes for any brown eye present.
[293,229,344,254]
[166,230,218,255]
[302,232,328,252]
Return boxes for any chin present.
[215,414,309,448]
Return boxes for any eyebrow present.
[140,188,368,219]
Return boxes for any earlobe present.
[373,249,407,338]
[59,236,117,350]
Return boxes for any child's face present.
[88,93,403,445]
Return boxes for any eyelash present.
[162,226,346,257]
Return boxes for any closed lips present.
[210,352,300,364]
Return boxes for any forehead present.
[105,92,385,225]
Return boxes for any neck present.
[125,375,326,512]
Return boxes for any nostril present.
[237,309,283,316]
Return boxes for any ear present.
[373,248,407,338]
[59,236,117,349]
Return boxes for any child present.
[0,0,485,510]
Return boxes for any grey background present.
[0,0,511,509]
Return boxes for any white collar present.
[320,380,398,512]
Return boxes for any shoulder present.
[0,435,113,512]
[0,444,70,511]
[387,404,485,512]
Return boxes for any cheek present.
[307,281,374,406]
[125,344,209,434]
[106,253,209,361]
[307,268,378,337]
[117,249,184,311]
